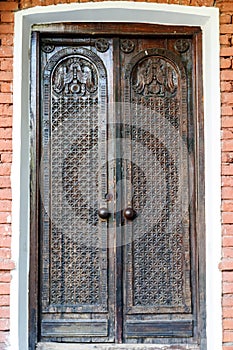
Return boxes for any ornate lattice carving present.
[52,56,98,97]
[124,53,191,313]
[132,57,178,97]
[41,49,108,310]
[50,95,101,306]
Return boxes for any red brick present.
[221,24,233,34]
[0,237,10,249]
[223,306,233,318]
[222,140,233,151]
[222,92,233,104]
[223,295,233,307]
[223,187,233,199]
[220,34,231,45]
[223,281,233,294]
[0,154,12,164]
[1,35,14,47]
[0,25,14,35]
[0,59,13,72]
[0,259,14,271]
[221,58,232,70]
[0,94,12,105]
[220,14,232,24]
[222,176,233,186]
[223,271,233,281]
[0,296,9,307]
[0,249,10,260]
[190,0,213,4]
[222,151,233,162]
[0,307,10,319]
[0,141,12,152]
[0,105,13,117]
[220,258,233,270]
[0,72,12,82]
[223,225,233,235]
[221,47,233,57]
[0,284,10,296]
[0,273,10,283]
[0,201,11,212]
[0,226,11,237]
[0,165,11,177]
[222,165,233,175]
[223,318,233,329]
[0,129,12,140]
[223,330,233,342]
[223,200,233,211]
[0,119,12,128]
[223,237,233,247]
[0,2,18,11]
[0,83,12,94]
[0,319,9,331]
[0,177,11,189]
[0,190,11,200]
[222,129,233,140]
[218,3,233,12]
[221,70,233,81]
[222,116,233,126]
[223,212,233,223]
[1,13,14,23]
[0,213,11,224]
[0,331,8,344]
[221,81,233,91]
[0,47,13,59]
[223,248,233,258]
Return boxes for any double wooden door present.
[30,24,205,349]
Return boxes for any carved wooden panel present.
[124,50,191,315]
[30,23,205,349]
[39,43,114,342]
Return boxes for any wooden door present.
[30,23,205,350]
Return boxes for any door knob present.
[123,207,136,220]
[98,207,110,220]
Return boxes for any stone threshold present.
[37,343,199,350]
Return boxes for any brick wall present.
[1,0,233,349]
[0,1,16,348]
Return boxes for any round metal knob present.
[98,207,110,220]
[123,207,136,220]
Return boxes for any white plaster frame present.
[11,2,221,350]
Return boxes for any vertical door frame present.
[11,3,221,350]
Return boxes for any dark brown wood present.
[33,22,201,36]
[125,320,193,337]
[29,31,40,350]
[29,22,205,350]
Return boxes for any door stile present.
[113,37,124,343]
[29,31,40,350]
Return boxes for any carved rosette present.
[120,39,135,53]
[95,38,110,52]
[41,43,55,53]
[132,56,178,97]
[52,56,98,97]
[174,39,190,53]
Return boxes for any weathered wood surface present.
[37,343,200,350]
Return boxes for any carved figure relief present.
[52,56,98,97]
[132,57,178,97]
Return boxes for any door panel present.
[121,46,193,341]
[30,23,205,349]
[40,43,115,342]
